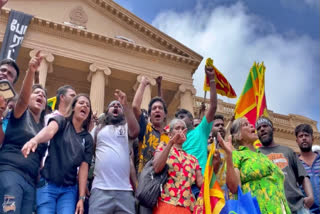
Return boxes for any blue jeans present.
[0,171,35,214]
[36,178,77,214]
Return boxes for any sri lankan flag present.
[234,62,268,148]
[204,58,237,98]
[47,96,56,110]
[193,144,225,214]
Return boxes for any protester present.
[21,93,94,214]
[89,90,139,214]
[256,116,314,214]
[132,76,169,174]
[41,85,76,166]
[48,85,76,118]
[208,114,229,198]
[153,119,203,214]
[0,59,20,85]
[295,124,320,214]
[218,117,291,214]
[175,65,217,198]
[0,53,47,214]
[132,76,169,213]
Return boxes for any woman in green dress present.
[217,117,291,214]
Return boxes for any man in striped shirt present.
[296,124,320,214]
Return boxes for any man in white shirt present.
[89,89,139,214]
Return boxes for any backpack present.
[136,159,168,208]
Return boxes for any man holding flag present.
[193,59,236,214]
[175,63,218,199]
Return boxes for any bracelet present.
[79,196,86,201]
[210,79,215,83]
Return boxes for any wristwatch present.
[79,196,86,202]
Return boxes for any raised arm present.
[204,66,217,123]
[153,139,174,173]
[156,76,163,98]
[14,51,42,119]
[114,89,140,139]
[153,130,186,173]
[218,133,240,194]
[21,120,59,158]
[132,76,150,120]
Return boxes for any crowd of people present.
[0,1,319,214]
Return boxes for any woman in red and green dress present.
[152,119,203,214]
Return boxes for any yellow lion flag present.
[204,58,236,98]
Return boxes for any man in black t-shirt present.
[0,59,20,126]
[256,116,314,214]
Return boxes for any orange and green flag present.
[193,144,225,214]
[234,62,268,126]
[204,58,237,98]
[47,96,56,110]
[234,62,268,147]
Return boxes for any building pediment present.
[4,0,202,63]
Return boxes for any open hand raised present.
[217,132,234,155]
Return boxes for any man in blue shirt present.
[295,124,320,214]
[175,65,217,197]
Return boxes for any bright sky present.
[115,0,320,128]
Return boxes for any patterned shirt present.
[137,114,169,174]
[233,146,291,214]
[157,142,200,211]
[299,152,320,214]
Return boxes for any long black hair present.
[65,93,92,131]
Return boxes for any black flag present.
[0,10,33,61]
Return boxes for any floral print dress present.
[157,142,201,212]
[233,146,291,214]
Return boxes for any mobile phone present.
[0,80,16,100]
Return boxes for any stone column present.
[179,84,196,117]
[29,50,54,87]
[87,64,111,115]
[133,75,156,110]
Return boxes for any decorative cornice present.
[0,8,201,69]
[86,0,203,62]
